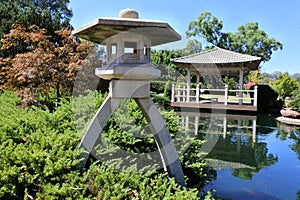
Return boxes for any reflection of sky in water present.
[212,132,300,200]
[178,113,300,200]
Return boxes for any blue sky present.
[70,0,300,74]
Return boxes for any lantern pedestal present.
[78,79,185,186]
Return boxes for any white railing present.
[171,84,258,107]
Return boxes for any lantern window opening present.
[123,41,139,60]
[124,41,137,53]
[108,43,117,62]
[110,43,117,55]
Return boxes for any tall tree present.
[186,12,229,48]
[229,22,283,62]
[0,0,72,57]
[186,11,283,62]
[182,39,202,55]
[1,23,95,108]
[151,49,184,81]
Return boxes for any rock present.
[280,108,300,119]
[276,116,300,126]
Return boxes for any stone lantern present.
[72,9,185,186]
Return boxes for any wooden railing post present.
[224,85,228,105]
[187,69,191,103]
[196,84,200,103]
[254,85,258,107]
[183,86,186,102]
[186,86,190,103]
[171,83,175,103]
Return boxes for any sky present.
[69,0,300,74]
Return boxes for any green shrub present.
[0,91,84,199]
[270,72,300,99]
[84,163,200,200]
[290,88,300,111]
[0,90,212,199]
[151,81,166,94]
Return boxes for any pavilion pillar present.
[196,73,200,103]
[239,68,244,105]
[186,69,191,103]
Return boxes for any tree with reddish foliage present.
[1,23,98,108]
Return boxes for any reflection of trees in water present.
[276,122,300,161]
[256,114,278,135]
[203,135,278,180]
[231,143,278,180]
[197,115,278,180]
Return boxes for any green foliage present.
[223,76,237,95]
[150,80,172,108]
[0,0,72,44]
[151,49,185,81]
[151,81,166,94]
[84,163,199,200]
[72,91,108,136]
[270,72,300,99]
[290,88,300,112]
[95,98,212,188]
[151,92,171,108]
[186,12,227,47]
[150,40,203,83]
[0,91,84,199]
[229,22,283,62]
[181,140,213,188]
[0,90,213,199]
[0,23,95,108]
[248,70,260,85]
[186,11,283,62]
[182,39,202,55]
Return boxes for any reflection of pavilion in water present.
[179,112,278,180]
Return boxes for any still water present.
[178,112,300,200]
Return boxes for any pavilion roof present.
[208,159,256,170]
[171,47,262,75]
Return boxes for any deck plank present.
[171,102,257,112]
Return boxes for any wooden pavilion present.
[170,47,262,111]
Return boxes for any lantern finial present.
[119,8,139,19]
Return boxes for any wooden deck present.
[171,101,258,112]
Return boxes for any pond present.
[178,112,300,200]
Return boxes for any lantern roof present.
[72,9,181,46]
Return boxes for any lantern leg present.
[78,95,122,168]
[135,98,186,187]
